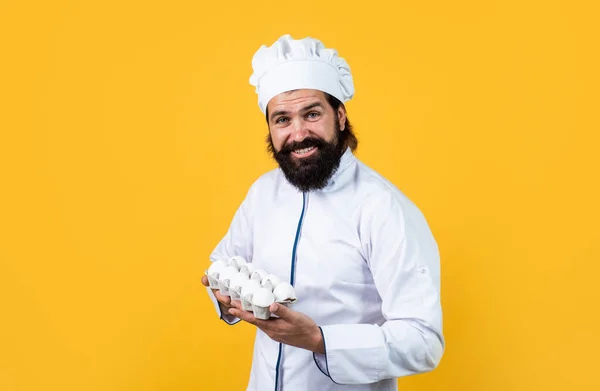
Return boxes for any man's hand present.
[201,275,235,312]
[228,301,325,354]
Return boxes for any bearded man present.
[201,34,445,391]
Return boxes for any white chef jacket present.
[207,147,445,391]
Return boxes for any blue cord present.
[274,192,306,391]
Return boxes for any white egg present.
[238,268,250,279]
[205,260,228,289]
[207,259,227,278]
[252,287,275,307]
[261,274,282,291]
[228,255,247,270]
[273,282,297,303]
[240,263,256,276]
[218,265,238,282]
[240,279,261,311]
[229,272,249,300]
[251,269,268,282]
[217,265,239,296]
[240,278,261,298]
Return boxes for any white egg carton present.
[205,256,297,320]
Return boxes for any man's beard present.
[267,120,345,192]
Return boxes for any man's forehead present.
[267,89,327,111]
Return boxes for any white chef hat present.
[249,34,355,114]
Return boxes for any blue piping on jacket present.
[274,191,307,391]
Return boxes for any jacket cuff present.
[206,286,240,325]
[318,324,384,384]
[313,326,337,381]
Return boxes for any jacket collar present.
[319,147,356,192]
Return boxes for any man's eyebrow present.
[269,102,325,122]
[300,102,324,112]
[270,110,289,121]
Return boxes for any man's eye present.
[307,112,320,118]
[276,117,288,124]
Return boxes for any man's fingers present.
[201,275,209,287]
[228,307,280,330]
[229,308,258,325]
[203,276,238,310]
[212,290,232,306]
[270,303,295,321]
[218,295,231,306]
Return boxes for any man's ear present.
[337,106,347,131]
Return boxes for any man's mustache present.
[279,137,326,154]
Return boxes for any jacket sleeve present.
[206,185,255,325]
[314,191,445,384]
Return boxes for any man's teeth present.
[294,146,315,154]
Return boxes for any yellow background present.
[1,1,599,390]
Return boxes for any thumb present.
[270,303,294,320]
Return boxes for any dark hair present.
[265,91,358,152]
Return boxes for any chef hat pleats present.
[249,34,355,114]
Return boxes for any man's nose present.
[290,118,309,141]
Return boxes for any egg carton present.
[205,256,297,320]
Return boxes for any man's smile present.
[291,146,318,159]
